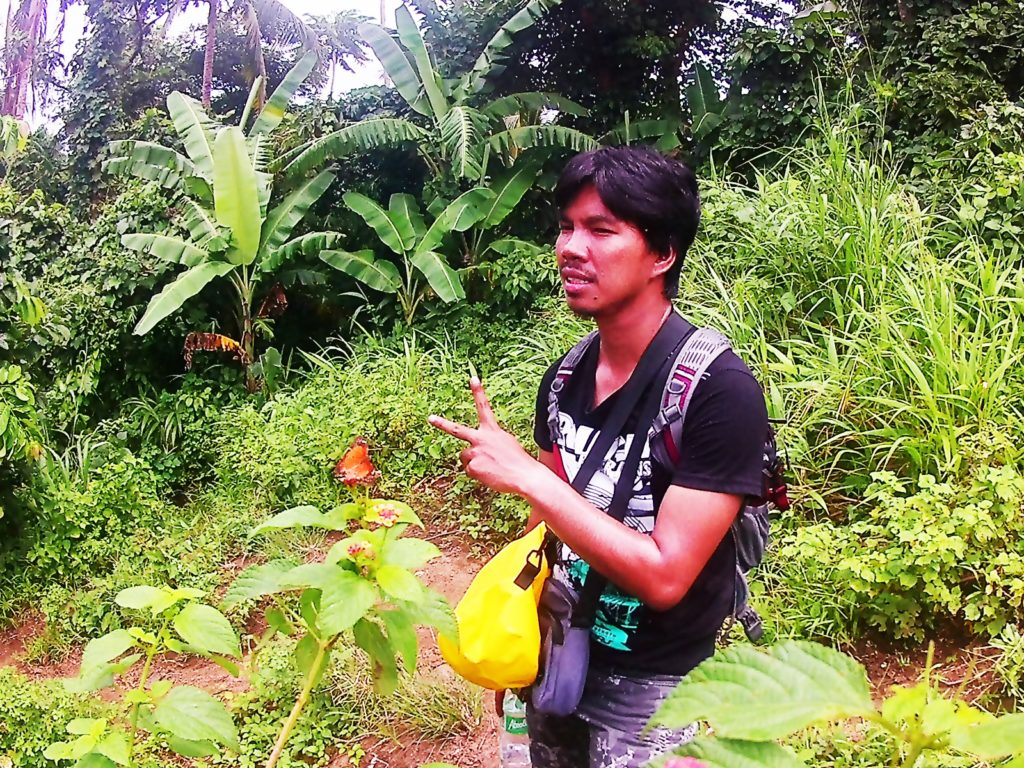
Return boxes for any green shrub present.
[0,669,108,768]
[778,453,1024,640]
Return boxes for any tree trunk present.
[202,0,218,108]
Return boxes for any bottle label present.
[504,715,529,736]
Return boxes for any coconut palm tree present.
[161,0,321,108]
[1,0,51,119]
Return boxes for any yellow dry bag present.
[438,523,551,690]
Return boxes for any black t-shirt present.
[533,322,769,676]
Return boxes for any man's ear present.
[652,248,677,278]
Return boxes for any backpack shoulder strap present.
[649,327,732,467]
[545,330,598,448]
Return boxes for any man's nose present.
[557,229,587,261]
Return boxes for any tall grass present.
[687,108,1024,507]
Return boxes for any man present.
[428,146,769,767]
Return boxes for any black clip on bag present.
[530,314,694,717]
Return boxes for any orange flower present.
[333,438,380,487]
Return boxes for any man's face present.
[555,185,670,319]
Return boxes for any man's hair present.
[554,146,701,299]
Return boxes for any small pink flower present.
[347,541,375,560]
[374,503,400,528]
[663,759,707,768]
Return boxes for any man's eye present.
[558,223,573,232]
[593,228,615,235]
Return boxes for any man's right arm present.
[525,449,558,532]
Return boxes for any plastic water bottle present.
[499,690,532,767]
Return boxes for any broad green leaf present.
[439,106,487,179]
[265,607,294,635]
[397,587,457,641]
[482,92,589,119]
[265,231,344,272]
[686,61,724,139]
[177,199,222,247]
[166,93,216,179]
[250,50,317,135]
[294,634,331,687]
[103,140,195,189]
[114,586,164,610]
[418,187,494,254]
[283,118,427,176]
[321,249,401,293]
[209,654,241,677]
[409,251,465,304]
[251,505,324,534]
[388,193,426,251]
[456,0,562,101]
[375,564,423,602]
[482,164,539,227]
[133,261,235,335]
[488,125,598,158]
[80,630,136,674]
[173,604,240,659]
[651,641,874,740]
[951,713,1024,759]
[222,559,297,607]
[319,570,379,636]
[358,23,429,116]
[213,127,262,265]
[380,538,440,570]
[279,562,341,590]
[260,170,336,256]
[67,718,106,736]
[153,686,240,752]
[95,731,130,766]
[121,233,208,268]
[65,655,142,693]
[671,737,809,768]
[395,5,448,120]
[599,118,683,149]
[381,609,417,674]
[166,735,219,758]
[343,192,407,254]
[74,754,118,768]
[353,618,398,694]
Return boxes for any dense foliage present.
[1,0,1023,766]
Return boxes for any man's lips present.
[560,269,593,288]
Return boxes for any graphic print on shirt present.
[554,411,654,652]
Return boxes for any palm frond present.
[282,118,427,176]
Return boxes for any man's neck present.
[595,296,674,376]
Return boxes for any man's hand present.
[428,377,542,497]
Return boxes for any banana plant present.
[282,0,597,184]
[105,53,343,390]
[321,189,495,324]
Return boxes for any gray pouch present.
[530,578,591,717]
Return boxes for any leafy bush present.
[777,451,1024,640]
[0,669,108,768]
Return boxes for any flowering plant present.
[225,438,457,768]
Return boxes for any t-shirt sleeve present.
[533,359,561,452]
[671,366,768,498]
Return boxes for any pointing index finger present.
[428,414,478,443]
[470,377,498,428]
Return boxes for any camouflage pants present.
[525,666,697,768]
